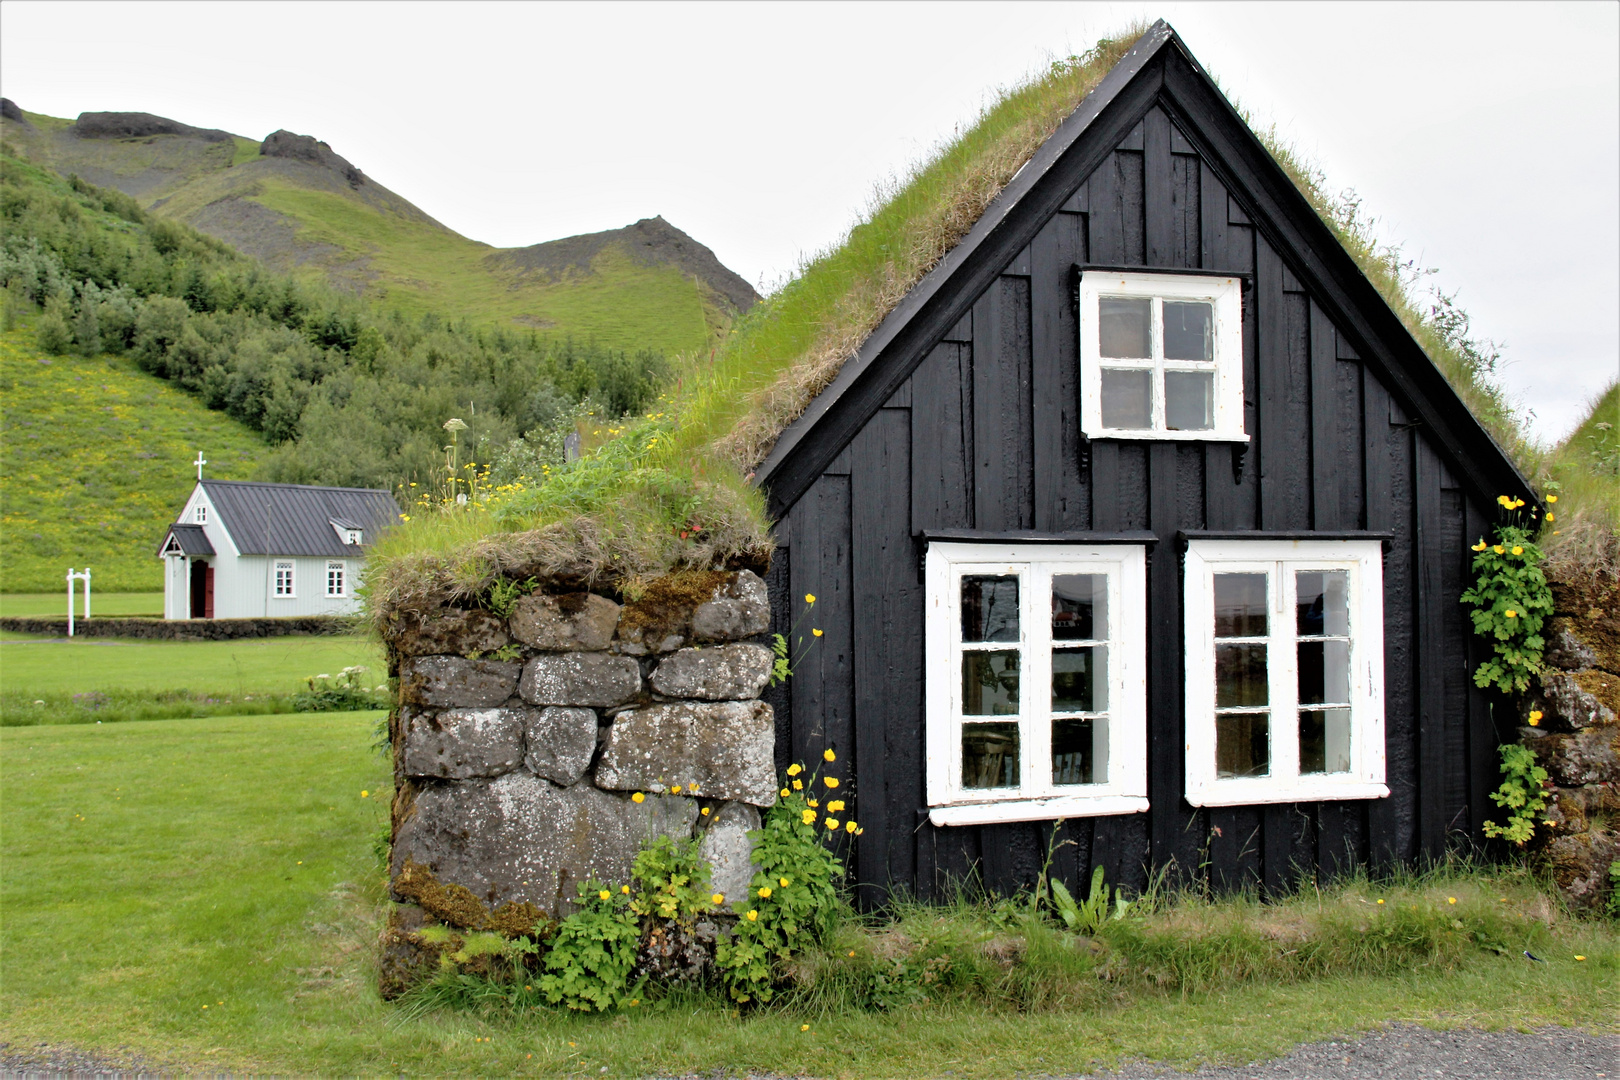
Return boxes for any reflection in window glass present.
[1215,574,1268,637]
[1052,574,1106,640]
[1216,644,1268,707]
[1099,297,1152,358]
[1162,301,1214,361]
[1296,571,1349,636]
[1300,708,1352,774]
[1164,370,1214,430]
[963,651,1020,715]
[1052,717,1105,785]
[961,576,1019,642]
[1052,646,1107,712]
[962,723,1021,788]
[1216,712,1270,777]
[1298,640,1350,705]
[1100,368,1152,429]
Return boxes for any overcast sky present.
[3,1,1616,444]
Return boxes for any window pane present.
[1297,640,1350,705]
[1052,646,1107,713]
[1052,574,1106,640]
[1052,717,1106,785]
[1216,643,1268,707]
[1216,712,1270,777]
[1100,368,1152,429]
[1164,370,1214,430]
[1099,297,1151,358]
[1162,301,1214,361]
[962,723,1021,789]
[963,651,1020,715]
[1300,708,1352,774]
[961,575,1019,642]
[1214,573,1268,637]
[1296,570,1349,636]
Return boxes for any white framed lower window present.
[925,542,1148,826]
[273,561,295,598]
[326,561,346,597]
[1184,539,1387,806]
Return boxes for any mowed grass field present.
[2,712,1616,1076]
[0,592,164,617]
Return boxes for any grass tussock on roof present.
[368,22,1607,618]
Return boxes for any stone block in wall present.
[509,592,620,651]
[519,652,641,707]
[595,700,777,806]
[1534,672,1618,733]
[399,655,522,708]
[377,903,436,999]
[387,607,511,658]
[1542,827,1620,912]
[401,707,525,779]
[1532,727,1620,788]
[650,643,773,701]
[524,706,597,786]
[690,570,770,642]
[699,801,760,904]
[1542,618,1601,671]
[391,771,698,918]
[613,570,731,656]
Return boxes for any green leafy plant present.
[714,757,847,1003]
[1481,743,1550,846]
[291,666,384,712]
[537,880,644,1012]
[1460,505,1554,693]
[483,576,537,618]
[1606,861,1620,920]
[767,593,821,688]
[630,834,714,921]
[1049,866,1131,936]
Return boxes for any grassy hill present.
[0,320,266,591]
[0,105,755,354]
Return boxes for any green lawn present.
[0,592,164,617]
[0,633,383,697]
[2,713,1615,1076]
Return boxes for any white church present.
[157,456,399,620]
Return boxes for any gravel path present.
[3,1024,1615,1077]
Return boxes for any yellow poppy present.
[825,818,840,830]
[828,800,845,812]
[1472,541,1487,551]
[1511,546,1523,556]
[1493,546,1505,555]
[632,792,646,803]
[1505,610,1517,618]
[746,910,759,921]
[712,893,725,904]
[598,890,611,901]
[801,809,817,825]
[787,764,802,777]
[813,628,824,637]
[758,887,772,898]
[805,593,816,604]
[823,748,836,762]
[793,779,803,790]
[846,820,859,833]
[1546,494,1557,503]
[825,777,840,788]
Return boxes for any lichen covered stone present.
[1533,727,1620,787]
[699,801,761,904]
[519,652,642,707]
[399,655,522,707]
[690,570,770,642]
[649,643,774,701]
[401,707,525,779]
[595,700,777,806]
[385,606,512,658]
[509,592,620,651]
[523,706,598,785]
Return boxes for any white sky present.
[3,1,1616,444]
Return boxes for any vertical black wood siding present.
[771,104,1498,902]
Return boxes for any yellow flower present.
[746,910,759,921]
[823,748,836,762]
[701,807,711,816]
[780,788,790,797]
[805,593,816,604]
[1447,896,1457,904]
[632,792,646,803]
[1493,545,1505,555]
[801,1024,810,1031]
[1505,610,1517,619]
[825,818,839,830]
[1376,899,1385,905]
[1511,546,1524,556]
[1574,954,1586,961]
[787,764,802,777]
[669,784,683,794]
[779,876,791,887]
[808,799,819,808]
[712,893,725,904]
[1528,710,1543,726]
[688,782,700,793]
[622,885,631,894]
[845,820,859,833]
[1547,512,1555,521]
[758,886,772,898]
[1546,494,1558,503]
[828,800,845,812]
[825,777,840,788]
[598,889,611,901]
[1497,495,1510,507]
[801,809,817,825]
[1471,541,1487,551]
[813,628,824,637]
[360,790,369,798]
[793,779,803,791]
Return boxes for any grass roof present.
[368,23,1609,620]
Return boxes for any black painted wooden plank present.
[1057,212,1090,530]
[1310,300,1341,530]
[1119,118,1145,151]
[1115,445,1150,530]
[1228,194,1251,225]
[1089,149,1127,265]
[1262,804,1294,896]
[1317,802,1351,883]
[1172,151,1200,269]
[1169,118,1197,155]
[914,816,938,902]
[1144,107,1174,267]
[1414,437,1449,860]
[1383,395,1419,868]
[972,277,1034,530]
[1121,150,1146,266]
[1257,238,1312,530]
[886,376,912,408]
[1339,349,1367,530]
[1005,244,1033,276]
[1440,483,1471,843]
[1148,442,1184,878]
[943,310,973,344]
[1463,497,1497,844]
[851,408,915,903]
[790,474,854,780]
[910,343,973,532]
[1336,333,1360,361]
[1031,215,1067,531]
[825,447,852,475]
[764,540,794,776]
[1091,443,1120,531]
[1062,182,1089,214]
[1281,263,1305,293]
[1361,373,1398,870]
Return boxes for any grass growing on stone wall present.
[1537,382,1620,574]
[3,712,1617,1077]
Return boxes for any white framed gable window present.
[194,504,208,524]
[925,542,1149,826]
[1184,539,1388,806]
[1079,271,1245,441]
[326,561,346,597]
[273,561,295,598]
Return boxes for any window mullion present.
[1024,565,1047,796]
[1274,562,1301,783]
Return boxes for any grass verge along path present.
[0,593,164,617]
[1,714,1616,1077]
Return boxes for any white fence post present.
[67,568,75,637]
[65,567,91,636]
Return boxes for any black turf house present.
[756,22,1538,902]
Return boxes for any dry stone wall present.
[378,569,773,995]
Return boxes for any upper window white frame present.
[1184,539,1387,806]
[326,561,347,597]
[925,542,1148,826]
[194,504,208,524]
[273,561,295,598]
[1079,271,1246,442]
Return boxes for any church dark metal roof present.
[157,523,215,556]
[193,480,398,557]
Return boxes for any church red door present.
[190,559,215,619]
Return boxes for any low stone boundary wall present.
[0,615,357,640]
[379,569,774,995]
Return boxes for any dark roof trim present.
[919,529,1159,547]
[1178,529,1395,552]
[156,523,214,557]
[756,22,1177,517]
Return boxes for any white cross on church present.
[194,451,207,480]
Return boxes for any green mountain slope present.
[0,105,755,354]
[0,321,266,591]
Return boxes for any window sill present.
[929,794,1148,826]
[1083,430,1251,443]
[1186,780,1388,807]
